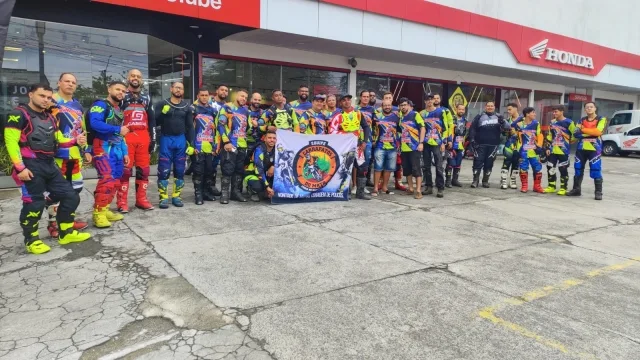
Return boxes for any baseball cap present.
[339,94,353,101]
[313,94,327,101]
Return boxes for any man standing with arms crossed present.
[246,92,264,163]
[468,102,508,188]
[567,102,606,200]
[329,94,372,200]
[46,73,90,237]
[192,88,219,204]
[5,83,91,254]
[397,98,426,199]
[542,105,574,195]
[117,69,155,213]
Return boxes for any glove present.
[148,141,156,154]
[186,146,195,156]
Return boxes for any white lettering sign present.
[529,39,594,70]
[168,0,222,10]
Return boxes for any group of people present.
[3,69,607,255]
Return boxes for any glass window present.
[627,127,640,136]
[310,69,347,97]
[595,98,633,120]
[201,57,349,107]
[533,92,561,128]
[281,66,308,103]
[1,17,193,120]
[608,113,632,126]
[499,89,530,116]
[461,85,497,120]
[356,73,389,100]
[252,63,280,106]
[201,57,251,102]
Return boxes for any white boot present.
[510,170,518,189]
[500,169,509,189]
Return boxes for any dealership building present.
[2,0,640,128]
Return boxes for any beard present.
[109,94,121,103]
[218,93,227,101]
[128,80,140,89]
[299,94,308,102]
[251,102,260,109]
[369,99,376,106]
[172,92,183,99]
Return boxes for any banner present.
[273,130,357,203]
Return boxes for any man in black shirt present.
[155,82,195,209]
[468,101,509,188]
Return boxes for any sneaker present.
[59,230,91,245]
[364,188,370,194]
[26,240,51,255]
[350,187,357,195]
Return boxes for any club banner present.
[273,130,357,203]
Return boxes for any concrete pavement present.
[0,156,639,359]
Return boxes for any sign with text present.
[319,0,640,76]
[272,130,357,203]
[93,0,260,28]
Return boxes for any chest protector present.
[341,111,361,133]
[273,108,293,129]
[18,107,57,154]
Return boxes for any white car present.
[602,126,640,156]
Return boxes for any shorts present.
[401,151,422,177]
[374,148,397,172]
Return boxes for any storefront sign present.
[319,0,640,77]
[568,93,592,102]
[92,0,260,28]
[529,39,594,69]
[272,130,356,203]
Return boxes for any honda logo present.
[529,39,594,69]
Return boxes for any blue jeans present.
[373,148,397,172]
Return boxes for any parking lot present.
[0,155,639,360]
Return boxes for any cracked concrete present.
[1,156,640,359]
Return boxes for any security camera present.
[348,57,357,68]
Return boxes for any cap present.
[313,94,327,101]
[424,93,434,100]
[339,94,353,101]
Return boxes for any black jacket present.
[468,112,509,146]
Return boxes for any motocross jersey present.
[247,107,264,143]
[356,104,374,142]
[547,118,575,155]
[452,116,468,151]
[193,104,218,154]
[399,110,425,152]
[514,119,542,157]
[121,91,155,139]
[88,100,125,145]
[574,116,606,152]
[328,109,371,144]
[373,111,400,150]
[218,103,250,148]
[420,108,449,146]
[504,116,522,151]
[50,94,85,159]
[300,110,328,135]
[289,100,312,118]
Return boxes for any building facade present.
[2,0,639,139]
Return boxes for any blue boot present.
[158,179,170,209]
[159,199,169,209]
[172,197,184,207]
